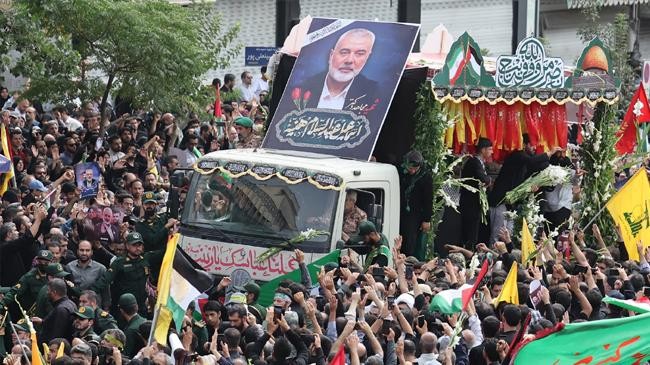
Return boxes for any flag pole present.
[147,305,160,346]
[579,203,608,232]
[9,322,31,365]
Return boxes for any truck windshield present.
[183,171,338,251]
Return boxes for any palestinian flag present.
[603,296,650,314]
[447,44,481,86]
[429,284,472,314]
[152,234,213,345]
[258,249,341,307]
[512,312,650,364]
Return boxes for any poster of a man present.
[75,162,100,199]
[263,18,419,160]
[85,205,123,244]
[305,28,378,111]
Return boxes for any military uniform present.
[234,117,262,149]
[35,263,78,318]
[0,251,53,315]
[346,221,391,270]
[343,206,368,237]
[119,294,146,358]
[91,233,163,319]
[72,306,101,343]
[243,282,267,324]
[94,307,118,334]
[135,192,170,252]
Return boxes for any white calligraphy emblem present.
[496,38,564,89]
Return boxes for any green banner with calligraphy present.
[513,312,650,364]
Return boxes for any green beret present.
[142,191,157,204]
[243,281,260,295]
[74,306,96,320]
[126,232,144,245]
[358,221,377,236]
[234,117,253,128]
[37,250,53,261]
[118,293,137,307]
[44,263,69,278]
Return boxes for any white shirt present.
[317,76,353,110]
[168,146,197,168]
[238,83,256,102]
[63,116,83,131]
[252,77,269,96]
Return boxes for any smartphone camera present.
[273,306,283,321]
[372,267,384,277]
[405,265,414,280]
[417,315,425,328]
[387,296,395,310]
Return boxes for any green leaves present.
[0,0,240,115]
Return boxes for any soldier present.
[0,250,53,317]
[78,290,117,334]
[243,282,266,324]
[72,306,101,343]
[346,221,390,270]
[135,191,177,252]
[34,263,78,319]
[91,232,163,320]
[117,293,145,358]
[234,117,262,149]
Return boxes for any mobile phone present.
[607,276,618,288]
[405,265,414,280]
[381,320,392,335]
[417,315,425,327]
[387,296,395,310]
[435,270,446,279]
[573,265,588,275]
[273,306,283,320]
[644,287,650,297]
[357,273,366,284]
[437,258,445,266]
[606,268,619,277]
[372,267,384,277]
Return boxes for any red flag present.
[329,346,346,365]
[616,84,650,155]
[213,85,222,119]
[462,260,488,311]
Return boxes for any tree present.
[0,0,240,117]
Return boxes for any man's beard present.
[144,208,156,218]
[329,66,357,83]
[144,183,156,191]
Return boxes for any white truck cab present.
[177,148,399,281]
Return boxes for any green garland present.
[413,85,488,259]
[578,103,618,243]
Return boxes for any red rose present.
[303,90,312,102]
[291,87,301,101]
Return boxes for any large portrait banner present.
[263,18,420,160]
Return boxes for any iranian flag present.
[447,44,481,86]
[151,234,213,345]
[603,296,650,314]
[429,284,473,314]
[512,312,650,364]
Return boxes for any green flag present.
[513,312,650,364]
[257,250,340,307]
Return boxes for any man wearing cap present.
[79,290,118,334]
[0,249,53,318]
[34,263,78,318]
[399,150,433,260]
[117,293,146,357]
[135,191,177,252]
[459,137,493,249]
[244,281,267,323]
[342,190,367,242]
[72,306,101,343]
[234,117,261,149]
[92,232,163,319]
[346,220,390,270]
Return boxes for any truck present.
[176,147,400,281]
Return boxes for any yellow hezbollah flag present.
[152,233,180,345]
[606,168,650,262]
[521,218,536,265]
[494,261,519,305]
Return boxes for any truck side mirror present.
[367,203,383,231]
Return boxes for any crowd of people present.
[0,70,648,365]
